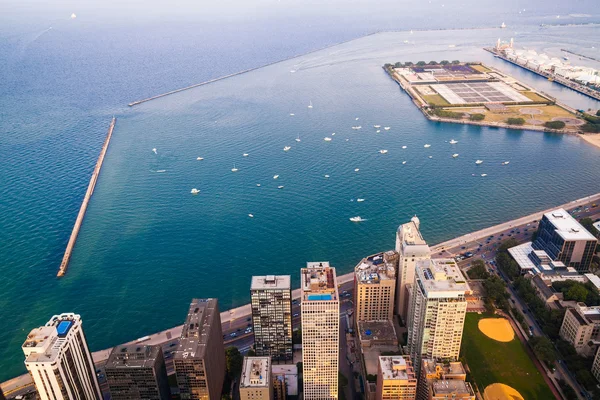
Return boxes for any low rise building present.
[272,364,298,397]
[376,356,417,400]
[354,251,397,322]
[559,302,600,356]
[240,357,273,400]
[418,359,474,400]
[357,320,398,348]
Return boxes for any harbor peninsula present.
[384,61,588,134]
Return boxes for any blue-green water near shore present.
[1,2,600,380]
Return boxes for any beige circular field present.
[478,318,514,342]
[483,383,524,400]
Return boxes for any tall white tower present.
[395,216,431,323]
[301,262,340,399]
[22,313,101,400]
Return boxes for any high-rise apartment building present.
[301,262,340,399]
[22,313,101,400]
[240,357,273,400]
[418,359,474,400]
[174,298,225,400]
[592,348,600,383]
[105,345,171,400]
[396,216,431,322]
[559,303,600,356]
[251,275,292,361]
[376,356,417,400]
[407,259,469,371]
[533,208,598,272]
[354,252,397,322]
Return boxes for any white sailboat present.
[295,134,301,142]
[308,101,313,109]
[152,148,157,154]
[231,164,239,172]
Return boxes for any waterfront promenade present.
[3,191,600,396]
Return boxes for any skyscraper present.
[239,356,273,400]
[395,216,431,322]
[250,275,292,361]
[407,259,469,371]
[354,251,397,322]
[174,298,225,400]
[22,313,101,400]
[376,356,417,400]
[301,262,340,399]
[105,345,171,400]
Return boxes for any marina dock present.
[57,117,116,277]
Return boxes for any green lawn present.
[461,313,554,399]
[422,94,450,107]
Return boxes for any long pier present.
[57,117,116,277]
[484,47,600,102]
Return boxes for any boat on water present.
[197,157,204,161]
[357,198,365,202]
[354,168,360,172]
[190,188,200,194]
[379,149,388,154]
[376,130,381,133]
[290,113,295,116]
[384,127,390,130]
[448,44,456,48]
[374,125,381,128]
[156,169,166,173]
[349,216,365,222]
[352,126,362,130]
[243,153,249,157]
[424,144,431,148]
[402,161,407,165]
[283,146,291,151]
[295,134,301,142]
[152,148,157,154]
[452,153,459,158]
[449,139,458,144]
[475,160,483,165]
[324,174,330,178]
[481,174,488,177]
[256,184,261,187]
[402,145,407,149]
[248,214,254,218]
[324,137,332,141]
[355,117,359,120]
[308,101,313,109]
[501,22,506,28]
[277,185,284,189]
[231,164,239,172]
[273,175,279,179]
[503,161,510,165]
[428,156,433,159]
[331,132,336,136]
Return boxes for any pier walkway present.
[57,117,116,277]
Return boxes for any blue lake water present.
[1,0,600,381]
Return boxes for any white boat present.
[357,198,365,202]
[231,164,239,172]
[290,113,295,116]
[256,184,261,187]
[402,161,407,165]
[449,139,458,144]
[379,149,388,154]
[290,70,296,73]
[501,22,506,28]
[354,168,360,172]
[349,216,365,222]
[374,125,381,128]
[156,170,166,173]
[502,161,510,165]
[308,101,313,109]
[283,146,291,151]
[190,188,200,194]
[452,153,459,158]
[475,160,483,165]
[273,175,279,179]
[481,173,488,177]
[243,153,249,157]
[248,214,254,218]
[402,145,407,149]
[277,185,284,189]
[324,137,332,141]
[448,44,456,48]
[331,132,336,136]
[424,144,431,148]
[196,157,204,161]
[384,127,390,130]
[428,156,433,159]
[355,117,360,120]
[152,148,157,154]
[295,134,301,142]
[376,130,381,133]
[352,126,362,130]
[324,174,330,178]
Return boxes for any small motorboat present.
[452,154,459,158]
[379,149,388,154]
[449,139,458,144]
[402,161,407,165]
[481,173,488,177]
[402,146,407,149]
[376,130,381,133]
[324,174,330,178]
[196,157,204,161]
[354,168,360,172]
[273,175,279,179]
[352,126,362,130]
[190,188,200,194]
[277,185,284,189]
[374,125,381,128]
[248,214,254,218]
[324,137,332,141]
[283,146,291,151]
[424,144,431,148]
[152,148,157,154]
[357,198,365,202]
[349,216,365,222]
[384,127,390,130]
[475,160,483,165]
[243,153,249,157]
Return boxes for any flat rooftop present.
[432,380,474,396]
[355,251,397,284]
[241,357,270,388]
[251,275,291,291]
[174,298,219,361]
[421,359,466,379]
[106,345,162,369]
[397,219,430,257]
[358,320,398,344]
[379,356,417,382]
[416,259,470,296]
[301,262,338,301]
[22,313,80,364]
[544,208,597,241]
[593,221,600,233]
[507,242,538,272]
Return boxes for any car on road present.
[245,327,253,334]
[464,252,473,258]
[230,332,237,338]
[247,317,252,321]
[293,313,299,317]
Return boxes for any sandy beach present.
[579,133,600,150]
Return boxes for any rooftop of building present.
[174,298,219,361]
[379,356,417,382]
[585,274,600,292]
[240,357,271,388]
[416,258,470,296]
[543,209,597,241]
[22,313,81,363]
[251,275,291,291]
[431,380,474,396]
[397,217,431,255]
[358,320,398,346]
[106,345,162,369]
[594,221,600,233]
[532,275,557,300]
[301,262,338,301]
[421,359,467,380]
[507,242,537,272]
[355,251,397,284]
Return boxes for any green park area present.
[461,313,554,399]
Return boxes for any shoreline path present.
[3,191,600,395]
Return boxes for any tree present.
[566,283,589,303]
[558,379,577,399]
[467,259,490,279]
[544,120,566,129]
[470,113,485,121]
[339,372,349,387]
[247,348,256,356]
[225,347,243,379]
[498,239,519,254]
[451,60,460,64]
[416,61,426,66]
[440,60,450,65]
[596,109,600,116]
[506,117,526,125]
[429,61,438,65]
[580,217,600,238]
[404,61,413,66]
[529,336,556,364]
[394,62,403,68]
